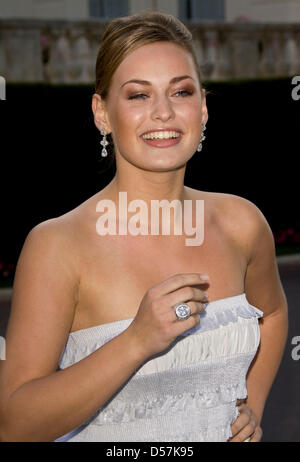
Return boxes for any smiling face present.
[93,41,208,172]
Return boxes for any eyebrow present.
[120,75,194,89]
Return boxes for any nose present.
[151,94,175,122]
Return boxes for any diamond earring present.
[197,124,207,152]
[100,128,109,157]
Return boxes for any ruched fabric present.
[55,293,263,442]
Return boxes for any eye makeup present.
[126,86,195,101]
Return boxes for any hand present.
[228,403,263,442]
[126,273,209,360]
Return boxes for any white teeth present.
[142,131,181,140]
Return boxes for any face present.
[93,41,208,172]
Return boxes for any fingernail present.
[203,293,209,301]
[200,274,209,281]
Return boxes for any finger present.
[196,302,207,313]
[229,422,256,442]
[150,273,209,298]
[249,425,263,442]
[172,312,201,337]
[168,301,206,322]
[230,409,257,443]
[230,409,252,438]
[169,288,207,312]
[237,403,251,415]
[166,286,209,308]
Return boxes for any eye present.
[128,93,148,100]
[174,90,193,97]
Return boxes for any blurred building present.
[1,0,300,22]
[0,0,300,83]
[226,0,300,23]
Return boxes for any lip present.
[140,127,183,137]
[141,134,182,148]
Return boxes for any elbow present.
[0,425,37,442]
[0,417,54,442]
[0,412,29,442]
[0,423,12,442]
[0,406,9,441]
[0,396,35,441]
[0,400,17,441]
[0,418,18,442]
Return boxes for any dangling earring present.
[100,128,109,157]
[197,124,207,152]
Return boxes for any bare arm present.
[1,328,147,442]
[229,197,288,441]
[0,220,206,441]
[0,221,146,441]
[243,205,288,425]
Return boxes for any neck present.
[108,166,188,205]
[104,165,190,236]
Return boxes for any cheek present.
[114,105,146,136]
[182,101,202,121]
[177,103,202,136]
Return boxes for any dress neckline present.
[69,293,250,336]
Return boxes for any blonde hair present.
[95,10,203,100]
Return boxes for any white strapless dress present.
[55,293,263,442]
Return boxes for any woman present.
[0,11,288,442]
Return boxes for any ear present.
[201,88,208,126]
[92,93,112,133]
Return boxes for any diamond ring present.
[174,303,191,321]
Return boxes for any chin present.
[119,147,194,171]
[141,156,189,172]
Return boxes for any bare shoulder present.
[12,208,83,325]
[188,187,268,227]
[4,212,82,385]
[191,189,287,317]
[26,213,73,247]
[212,191,269,228]
[215,192,274,259]
[29,208,79,241]
[23,212,79,274]
[23,187,106,272]
[187,188,273,261]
